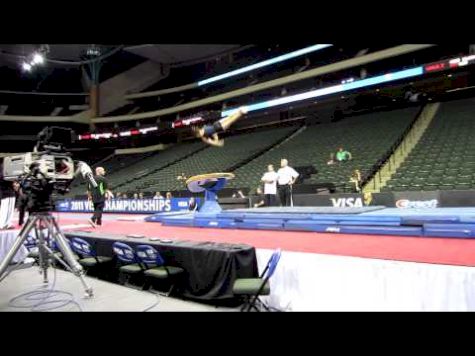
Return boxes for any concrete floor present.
[0,266,238,312]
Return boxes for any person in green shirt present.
[335,147,352,162]
[87,167,112,227]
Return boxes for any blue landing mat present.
[160,214,195,226]
[282,221,423,236]
[216,211,400,222]
[145,211,193,222]
[423,223,475,238]
[229,206,386,214]
[155,207,475,239]
[401,216,461,225]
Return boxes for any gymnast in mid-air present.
[193,106,248,147]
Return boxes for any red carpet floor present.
[52,213,475,267]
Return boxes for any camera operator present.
[0,179,15,230]
[87,167,112,228]
[13,181,27,226]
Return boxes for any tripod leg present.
[47,217,94,298]
[35,222,53,284]
[0,216,37,282]
[34,221,50,284]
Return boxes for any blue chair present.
[135,244,185,296]
[70,237,113,272]
[49,239,80,266]
[112,242,145,287]
[232,249,282,312]
[24,234,39,264]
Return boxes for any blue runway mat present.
[423,223,475,238]
[155,206,475,239]
[145,211,193,223]
[230,206,386,214]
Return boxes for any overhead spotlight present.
[32,53,44,65]
[22,62,32,72]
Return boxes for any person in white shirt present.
[276,158,299,207]
[261,164,278,207]
[153,191,163,199]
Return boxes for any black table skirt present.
[65,231,258,301]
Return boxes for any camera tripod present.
[0,212,94,298]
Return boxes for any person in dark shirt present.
[13,181,27,226]
[87,167,111,227]
[253,187,266,208]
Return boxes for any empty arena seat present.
[385,98,475,191]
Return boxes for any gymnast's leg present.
[219,106,248,131]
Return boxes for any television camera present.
[2,126,97,212]
[0,127,96,297]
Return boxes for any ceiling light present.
[22,62,32,72]
[32,53,44,65]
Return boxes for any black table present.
[64,231,258,302]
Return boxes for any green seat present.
[119,264,144,274]
[233,249,280,312]
[431,170,445,177]
[454,183,472,191]
[78,256,113,267]
[144,266,184,279]
[439,185,454,190]
[233,279,270,295]
[456,176,472,184]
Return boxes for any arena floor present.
[3,210,475,311]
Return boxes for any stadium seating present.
[228,107,420,193]
[384,98,475,191]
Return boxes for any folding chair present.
[70,237,112,277]
[233,249,281,312]
[135,244,185,296]
[112,241,145,288]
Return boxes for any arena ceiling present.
[124,44,250,66]
[0,44,250,68]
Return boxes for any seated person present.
[166,192,173,199]
[138,192,144,199]
[193,106,248,147]
[349,169,362,193]
[133,193,139,199]
[253,187,265,208]
[335,147,352,162]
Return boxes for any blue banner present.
[55,198,200,214]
